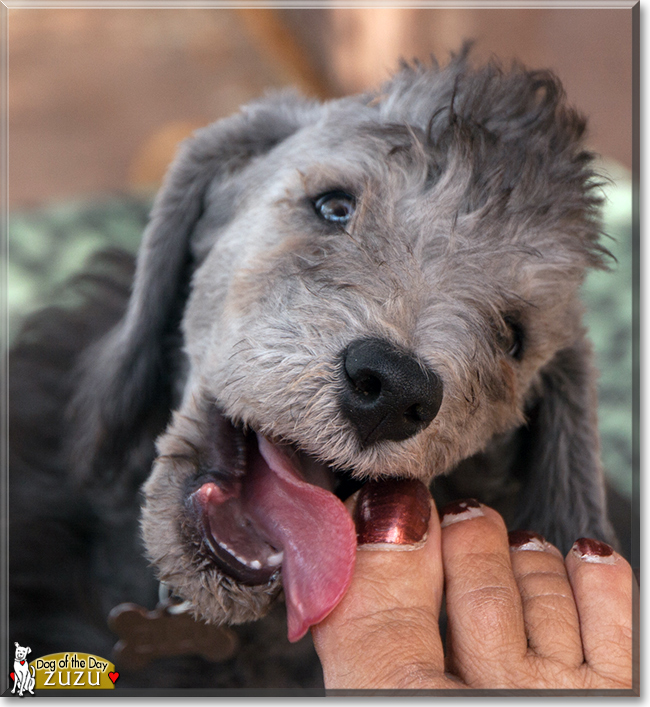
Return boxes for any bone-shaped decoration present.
[108,600,238,671]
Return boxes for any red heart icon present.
[108,672,119,684]
[10,672,15,681]
[20,661,25,665]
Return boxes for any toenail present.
[571,538,617,564]
[508,530,563,557]
[439,498,484,528]
[508,530,547,551]
[355,478,431,549]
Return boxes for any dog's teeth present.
[216,541,278,570]
[218,542,244,564]
[266,551,284,566]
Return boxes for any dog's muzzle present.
[176,340,442,643]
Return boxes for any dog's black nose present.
[340,338,443,446]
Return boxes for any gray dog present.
[33,48,617,667]
[2,51,630,690]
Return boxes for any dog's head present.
[14,644,31,661]
[72,50,611,640]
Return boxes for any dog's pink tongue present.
[245,435,356,642]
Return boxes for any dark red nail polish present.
[440,498,481,516]
[508,530,546,551]
[508,530,545,547]
[572,537,615,563]
[355,478,431,546]
[439,498,483,528]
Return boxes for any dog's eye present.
[505,318,525,360]
[313,191,356,225]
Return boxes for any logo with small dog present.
[10,644,118,694]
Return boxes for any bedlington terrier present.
[65,49,615,646]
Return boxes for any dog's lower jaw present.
[141,404,358,642]
[142,472,283,629]
[141,407,285,628]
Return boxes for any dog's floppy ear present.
[69,92,321,484]
[512,335,616,553]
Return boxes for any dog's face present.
[124,57,607,641]
[181,118,586,478]
[14,644,30,662]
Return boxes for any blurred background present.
[7,6,634,496]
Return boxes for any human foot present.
[311,483,636,692]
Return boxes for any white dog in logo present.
[11,642,35,697]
